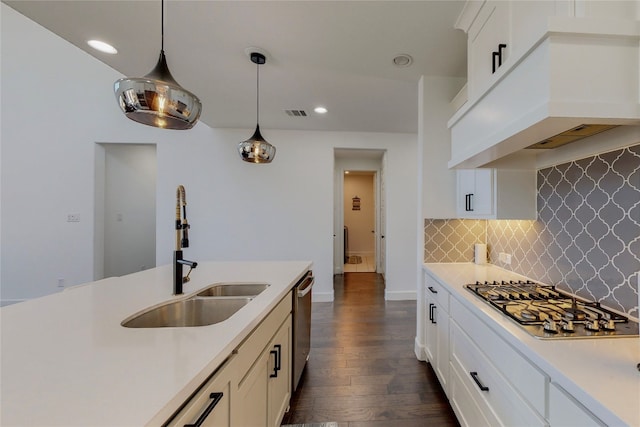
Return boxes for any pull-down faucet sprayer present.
[174,185,197,295]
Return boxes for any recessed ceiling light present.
[314,106,328,114]
[392,54,413,67]
[345,171,350,174]
[87,40,117,54]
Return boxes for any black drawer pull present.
[270,344,282,378]
[470,371,489,391]
[428,286,438,294]
[429,303,437,324]
[270,349,279,378]
[184,392,223,427]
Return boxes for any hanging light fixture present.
[114,0,201,130]
[238,52,276,163]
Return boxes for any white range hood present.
[448,7,640,169]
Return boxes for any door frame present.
[333,150,386,276]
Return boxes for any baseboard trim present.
[414,336,427,361]
[385,290,417,301]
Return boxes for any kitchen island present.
[421,263,639,427]
[1,261,311,426]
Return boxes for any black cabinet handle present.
[428,286,438,294]
[465,194,474,212]
[470,371,490,391]
[184,392,224,427]
[498,43,507,67]
[270,344,282,378]
[491,43,507,74]
[429,303,437,324]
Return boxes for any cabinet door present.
[457,169,494,218]
[235,349,269,427]
[268,315,292,427]
[435,307,450,393]
[468,1,510,97]
[424,284,438,364]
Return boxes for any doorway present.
[343,171,376,272]
[94,143,157,280]
[333,149,386,278]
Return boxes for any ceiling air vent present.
[284,109,308,117]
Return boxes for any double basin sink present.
[122,283,270,328]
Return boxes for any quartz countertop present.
[1,261,311,426]
[424,262,640,427]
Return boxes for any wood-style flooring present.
[281,273,459,426]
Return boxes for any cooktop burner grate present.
[465,280,639,339]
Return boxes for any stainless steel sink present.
[196,283,270,297]
[121,297,252,328]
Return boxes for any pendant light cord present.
[256,60,260,125]
[161,0,164,52]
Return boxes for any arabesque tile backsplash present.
[424,144,639,317]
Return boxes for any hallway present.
[282,273,459,426]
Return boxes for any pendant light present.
[114,0,201,130]
[238,52,276,163]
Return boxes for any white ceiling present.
[4,0,467,134]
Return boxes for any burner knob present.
[543,318,558,333]
[562,320,575,332]
[600,319,616,331]
[585,319,600,331]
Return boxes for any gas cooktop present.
[465,280,639,339]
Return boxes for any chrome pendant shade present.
[238,52,276,163]
[114,0,201,130]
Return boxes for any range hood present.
[448,16,640,169]
[527,124,619,149]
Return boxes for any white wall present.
[1,4,419,304]
[102,144,157,278]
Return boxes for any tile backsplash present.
[424,144,639,317]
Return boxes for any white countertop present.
[1,261,311,426]
[424,262,640,427]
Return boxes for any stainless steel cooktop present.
[465,280,639,339]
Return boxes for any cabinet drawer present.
[425,273,449,310]
[450,322,547,427]
[450,298,547,415]
[449,357,498,427]
[549,383,605,427]
[167,361,233,427]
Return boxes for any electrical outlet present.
[67,213,80,222]
[57,278,65,288]
[499,252,512,265]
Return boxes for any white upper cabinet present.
[456,168,537,219]
[449,0,640,169]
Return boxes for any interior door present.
[378,153,387,277]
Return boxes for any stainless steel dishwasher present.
[292,270,314,392]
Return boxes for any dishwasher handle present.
[297,276,314,298]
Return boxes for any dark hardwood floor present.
[281,273,459,426]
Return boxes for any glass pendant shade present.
[114,0,201,130]
[115,51,201,130]
[238,51,275,163]
[238,124,276,163]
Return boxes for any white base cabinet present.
[423,272,450,393]
[167,293,292,427]
[422,267,612,427]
